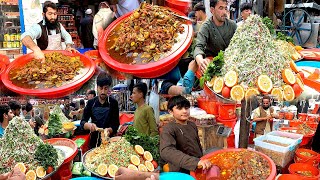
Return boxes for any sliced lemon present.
[257,75,273,93]
[130,155,141,166]
[282,68,296,85]
[271,87,284,101]
[14,162,27,174]
[36,166,46,178]
[134,145,144,156]
[230,85,245,101]
[245,88,259,99]
[143,151,153,161]
[138,164,148,172]
[213,77,224,93]
[97,164,108,176]
[283,85,295,101]
[145,161,155,172]
[108,164,118,178]
[224,70,238,87]
[128,164,138,171]
[26,170,36,180]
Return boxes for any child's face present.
[169,106,190,121]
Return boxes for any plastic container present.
[227,132,235,148]
[254,134,301,167]
[119,113,134,125]
[278,127,315,146]
[278,112,285,119]
[164,0,191,15]
[288,163,320,180]
[1,50,96,98]
[299,113,308,121]
[306,122,318,129]
[206,100,219,115]
[0,54,10,65]
[307,115,317,122]
[276,174,303,180]
[98,9,193,78]
[0,61,6,77]
[60,169,72,180]
[294,148,320,167]
[218,103,236,120]
[285,112,294,120]
[217,117,237,128]
[161,172,195,180]
[190,148,277,180]
[289,120,303,127]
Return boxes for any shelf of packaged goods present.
[0,47,21,50]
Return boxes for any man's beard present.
[45,16,58,30]
[263,106,269,110]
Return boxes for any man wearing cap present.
[92,2,115,49]
[80,8,94,48]
[21,1,77,62]
[108,0,140,18]
[193,2,207,36]
[237,2,252,26]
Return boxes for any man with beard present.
[21,1,77,62]
[80,9,94,48]
[252,96,278,137]
[80,72,120,148]
[194,0,237,74]
[0,104,14,138]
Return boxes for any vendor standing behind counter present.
[194,0,237,74]
[80,73,120,148]
[21,1,78,62]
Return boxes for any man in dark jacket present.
[80,9,94,48]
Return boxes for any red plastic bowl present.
[165,0,191,15]
[0,54,10,65]
[288,163,320,180]
[1,50,95,98]
[98,8,193,78]
[190,148,277,180]
[44,138,78,165]
[0,61,6,77]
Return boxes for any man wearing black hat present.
[193,2,207,37]
[237,2,252,26]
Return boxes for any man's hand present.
[0,172,11,180]
[33,49,45,63]
[8,167,25,180]
[195,55,210,74]
[29,120,36,128]
[85,122,97,132]
[115,167,159,180]
[197,159,212,170]
[66,47,79,53]
[188,60,198,73]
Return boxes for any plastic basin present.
[276,174,303,180]
[307,115,317,122]
[0,61,6,78]
[285,112,294,120]
[1,50,95,98]
[0,54,10,65]
[164,0,191,15]
[217,117,237,128]
[218,103,237,120]
[197,97,219,116]
[299,113,308,121]
[45,138,78,165]
[160,172,194,180]
[289,120,303,127]
[294,148,320,167]
[288,163,320,180]
[279,127,315,146]
[190,148,277,180]
[98,8,193,78]
[306,122,318,129]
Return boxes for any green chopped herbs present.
[35,143,58,169]
[0,117,42,174]
[48,114,63,138]
[262,17,275,35]
[276,32,295,45]
[200,51,224,87]
[124,126,160,162]
[222,15,290,87]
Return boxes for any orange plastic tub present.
[0,61,6,77]
[227,132,235,148]
[306,122,318,129]
[288,163,320,180]
[299,113,308,121]
[294,149,320,168]
[218,103,236,120]
[0,54,10,65]
[277,174,303,180]
[279,127,315,146]
[289,120,303,127]
[285,112,294,120]
[164,0,191,15]
[190,148,277,180]
[217,117,237,128]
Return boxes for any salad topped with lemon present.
[205,15,304,102]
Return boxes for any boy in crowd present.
[160,95,212,173]
[0,104,14,138]
[131,82,158,136]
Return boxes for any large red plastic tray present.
[0,61,6,78]
[299,48,320,60]
[190,148,277,180]
[98,7,193,78]
[1,50,95,98]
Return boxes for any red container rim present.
[217,117,237,122]
[190,148,277,180]
[0,54,10,65]
[277,174,304,180]
[288,163,320,177]
[0,61,6,77]
[1,50,95,98]
[98,7,193,78]
[44,138,78,165]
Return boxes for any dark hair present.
[21,105,26,111]
[262,95,270,101]
[80,99,85,106]
[97,72,112,87]
[194,2,205,12]
[26,102,33,113]
[240,2,252,12]
[43,1,57,13]
[210,0,227,7]
[88,90,96,97]
[8,100,21,111]
[0,104,10,123]
[168,95,191,111]
[64,96,70,100]
[133,82,148,99]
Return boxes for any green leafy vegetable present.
[48,114,63,138]
[124,126,160,162]
[262,17,275,35]
[276,32,295,45]
[200,50,224,87]
[35,143,58,169]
